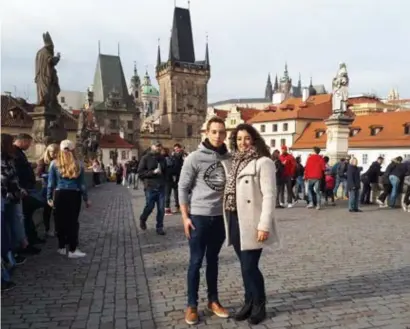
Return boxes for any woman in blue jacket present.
[347,157,362,212]
[47,140,90,258]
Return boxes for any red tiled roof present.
[213,109,228,120]
[247,94,332,123]
[292,111,410,150]
[236,108,260,122]
[99,134,134,149]
[347,96,384,105]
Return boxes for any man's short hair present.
[206,117,225,131]
[377,156,384,161]
[15,133,33,141]
[313,146,321,154]
[174,143,182,148]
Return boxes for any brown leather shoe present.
[185,307,199,325]
[207,302,229,318]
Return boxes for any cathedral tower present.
[156,6,210,141]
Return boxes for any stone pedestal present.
[325,113,354,165]
[30,105,67,159]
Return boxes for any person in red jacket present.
[304,146,326,209]
[279,146,297,207]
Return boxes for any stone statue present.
[35,32,61,108]
[332,62,349,114]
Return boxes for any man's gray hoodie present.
[178,143,230,216]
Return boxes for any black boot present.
[248,301,266,325]
[234,300,253,321]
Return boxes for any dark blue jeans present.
[229,212,265,304]
[348,188,359,211]
[187,215,225,307]
[140,187,165,229]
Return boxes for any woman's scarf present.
[224,148,259,212]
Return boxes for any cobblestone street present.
[2,184,410,329]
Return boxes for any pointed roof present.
[205,40,209,66]
[274,74,279,91]
[266,73,272,85]
[92,54,130,105]
[157,44,161,67]
[169,7,195,63]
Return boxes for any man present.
[333,157,349,199]
[304,146,326,210]
[272,150,285,208]
[164,143,185,215]
[279,146,297,207]
[13,134,43,253]
[360,157,383,204]
[127,156,139,189]
[178,117,230,325]
[137,141,167,235]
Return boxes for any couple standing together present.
[178,117,280,325]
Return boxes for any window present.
[405,124,410,135]
[283,123,288,131]
[260,125,266,133]
[315,130,325,138]
[230,119,236,126]
[270,139,276,147]
[187,124,193,137]
[280,139,286,146]
[272,124,278,132]
[362,154,368,165]
[127,121,133,129]
[127,133,133,141]
[349,128,360,137]
[60,96,65,103]
[370,127,382,136]
[134,90,139,99]
[110,119,117,128]
[121,151,127,160]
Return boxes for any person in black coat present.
[360,157,383,204]
[347,157,361,212]
[272,150,285,208]
[377,158,399,207]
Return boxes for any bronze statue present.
[35,32,61,107]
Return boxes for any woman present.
[47,140,90,258]
[91,159,102,187]
[347,157,361,212]
[36,143,59,237]
[223,124,279,325]
[115,163,123,185]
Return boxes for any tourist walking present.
[137,141,167,235]
[272,150,284,208]
[127,156,139,189]
[304,146,326,209]
[91,159,102,187]
[36,143,59,237]
[47,140,90,258]
[279,146,297,207]
[347,157,362,212]
[178,117,230,325]
[377,158,400,208]
[224,124,279,325]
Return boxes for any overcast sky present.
[1,0,409,103]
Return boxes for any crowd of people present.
[1,134,89,292]
[133,117,409,326]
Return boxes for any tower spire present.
[133,61,137,76]
[117,42,120,56]
[98,40,101,54]
[205,33,209,66]
[157,38,161,68]
[274,74,279,92]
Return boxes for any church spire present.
[265,73,273,101]
[273,74,279,92]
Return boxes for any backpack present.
[331,163,339,176]
[337,162,347,177]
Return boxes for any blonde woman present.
[36,143,59,237]
[47,140,90,258]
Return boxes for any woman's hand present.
[47,199,54,208]
[85,200,91,208]
[257,230,269,242]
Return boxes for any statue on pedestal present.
[35,32,61,109]
[332,62,349,115]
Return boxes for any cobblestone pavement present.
[2,184,410,329]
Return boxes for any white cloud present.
[1,0,410,103]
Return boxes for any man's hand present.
[153,168,160,174]
[182,216,195,239]
[21,189,28,197]
[257,230,269,242]
[47,199,54,208]
[85,200,91,208]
